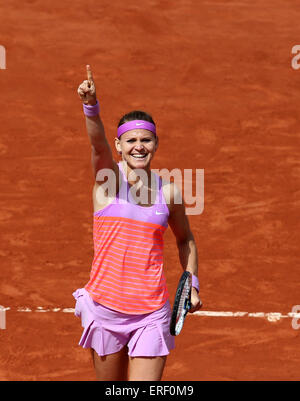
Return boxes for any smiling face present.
[115,129,158,171]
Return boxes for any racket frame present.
[170,271,192,336]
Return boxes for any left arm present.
[167,183,202,313]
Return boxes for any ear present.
[115,137,122,155]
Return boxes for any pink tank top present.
[85,162,170,314]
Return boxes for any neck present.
[121,160,152,186]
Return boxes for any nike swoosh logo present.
[135,123,144,126]
[156,211,165,215]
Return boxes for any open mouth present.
[131,154,147,159]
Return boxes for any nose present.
[134,142,144,151]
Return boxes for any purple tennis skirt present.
[72,288,175,357]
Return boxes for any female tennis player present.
[73,65,202,381]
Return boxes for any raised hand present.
[77,65,97,105]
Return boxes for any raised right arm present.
[78,65,118,178]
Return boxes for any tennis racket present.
[170,271,192,336]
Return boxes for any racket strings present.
[176,280,191,321]
[170,271,192,336]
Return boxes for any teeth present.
[132,154,146,158]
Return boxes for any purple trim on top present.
[94,162,169,228]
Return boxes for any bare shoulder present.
[94,160,120,186]
[161,178,191,240]
[161,178,183,213]
[92,161,121,212]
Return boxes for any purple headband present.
[117,120,156,138]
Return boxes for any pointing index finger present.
[86,65,94,83]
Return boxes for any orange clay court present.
[0,0,300,381]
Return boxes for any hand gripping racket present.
[170,271,192,336]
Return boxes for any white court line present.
[191,311,300,322]
[1,307,300,322]
[1,307,76,313]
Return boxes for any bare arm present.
[167,183,202,313]
[78,65,117,177]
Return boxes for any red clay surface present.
[0,0,300,381]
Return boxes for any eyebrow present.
[124,136,153,141]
